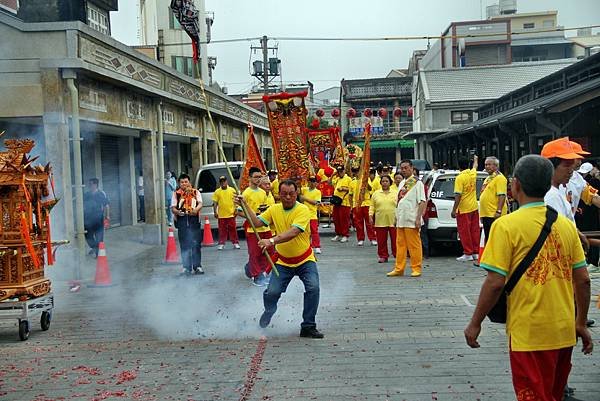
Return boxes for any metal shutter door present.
[100,136,121,226]
[466,45,505,66]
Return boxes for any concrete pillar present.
[40,70,75,252]
[202,115,208,166]
[217,120,224,162]
[94,134,102,183]
[140,130,161,244]
[191,137,203,182]
[118,137,135,226]
[127,137,138,226]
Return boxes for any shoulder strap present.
[504,206,558,295]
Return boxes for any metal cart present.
[0,292,54,341]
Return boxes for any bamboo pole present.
[194,63,278,276]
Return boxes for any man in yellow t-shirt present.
[479,156,508,243]
[268,170,280,202]
[465,155,592,401]
[350,168,377,246]
[236,179,324,339]
[331,165,352,242]
[301,177,322,254]
[212,176,240,250]
[239,167,273,286]
[452,155,480,262]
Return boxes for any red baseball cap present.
[540,137,583,160]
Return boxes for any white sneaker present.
[217,244,224,250]
[314,247,322,254]
[473,254,479,260]
[233,243,241,249]
[340,237,348,243]
[371,240,378,246]
[331,235,340,242]
[322,224,330,228]
[357,240,364,246]
[456,254,474,262]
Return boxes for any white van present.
[194,162,245,230]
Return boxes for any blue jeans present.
[263,261,320,329]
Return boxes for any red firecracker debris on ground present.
[115,369,138,385]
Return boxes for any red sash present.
[273,247,313,265]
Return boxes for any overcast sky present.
[111,0,599,94]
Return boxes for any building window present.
[523,22,535,29]
[169,8,182,30]
[171,56,199,78]
[87,3,109,35]
[451,111,473,124]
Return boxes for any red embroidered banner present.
[240,125,266,190]
[263,92,312,183]
[307,127,345,171]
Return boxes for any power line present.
[160,24,600,47]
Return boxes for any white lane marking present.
[460,294,475,307]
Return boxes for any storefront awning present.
[351,139,415,149]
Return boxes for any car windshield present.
[429,175,485,200]
[197,166,242,193]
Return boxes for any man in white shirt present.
[387,160,427,278]
[541,138,581,222]
[541,137,594,333]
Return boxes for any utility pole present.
[261,35,269,95]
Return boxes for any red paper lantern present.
[310,118,320,129]
[393,107,403,118]
[331,108,340,118]
[363,108,373,117]
[378,108,388,118]
[315,108,325,118]
[346,108,356,118]
[408,106,414,118]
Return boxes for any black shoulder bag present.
[487,206,558,323]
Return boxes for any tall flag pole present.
[356,123,372,207]
[172,1,278,275]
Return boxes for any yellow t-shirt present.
[454,168,478,214]
[370,176,381,192]
[241,187,270,233]
[258,202,316,268]
[580,183,598,206]
[301,187,322,220]
[212,187,237,218]
[271,178,280,201]
[479,172,508,218]
[480,203,587,352]
[369,189,398,227]
[350,178,371,207]
[334,175,352,207]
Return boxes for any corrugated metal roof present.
[421,59,576,103]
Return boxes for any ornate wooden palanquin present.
[0,137,56,301]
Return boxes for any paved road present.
[1,230,599,401]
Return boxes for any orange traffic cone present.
[163,226,180,264]
[475,228,486,266]
[201,216,215,247]
[89,242,114,287]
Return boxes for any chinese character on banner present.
[349,117,384,136]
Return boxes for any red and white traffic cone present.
[89,242,114,287]
[475,228,486,266]
[163,226,180,264]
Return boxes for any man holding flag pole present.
[170,0,280,285]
